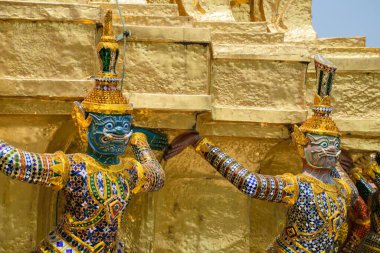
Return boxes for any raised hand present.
[164,131,202,160]
[133,127,168,151]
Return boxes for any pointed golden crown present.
[292,54,340,152]
[81,10,133,115]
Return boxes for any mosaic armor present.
[195,138,352,253]
[0,132,164,253]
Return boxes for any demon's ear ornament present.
[72,101,92,145]
[291,125,308,159]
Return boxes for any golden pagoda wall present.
[0,2,99,252]
[0,1,379,253]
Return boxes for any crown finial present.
[103,10,114,38]
[314,54,337,100]
[96,10,119,78]
[312,54,337,116]
[77,10,133,115]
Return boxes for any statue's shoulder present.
[61,153,93,173]
[66,153,87,164]
[295,174,319,192]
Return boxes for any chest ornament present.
[67,155,132,228]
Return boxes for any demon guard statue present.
[0,11,166,253]
[345,152,380,252]
[165,55,359,253]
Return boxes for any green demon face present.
[87,113,133,155]
[304,133,341,170]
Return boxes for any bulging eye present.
[123,123,130,129]
[105,122,114,130]
[320,141,328,148]
[335,142,340,150]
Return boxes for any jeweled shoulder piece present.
[81,10,133,115]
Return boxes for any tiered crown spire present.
[81,10,133,115]
[298,54,340,137]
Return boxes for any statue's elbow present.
[152,169,165,192]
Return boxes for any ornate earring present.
[72,101,92,149]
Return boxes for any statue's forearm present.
[339,196,370,253]
[195,138,298,205]
[0,140,69,190]
[334,165,359,204]
[130,133,165,192]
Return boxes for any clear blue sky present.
[312,0,380,47]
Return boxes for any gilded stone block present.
[0,20,97,79]
[132,110,197,130]
[127,93,211,111]
[165,134,281,180]
[0,1,100,21]
[213,60,307,108]
[94,2,179,16]
[152,178,251,253]
[307,72,380,119]
[212,59,308,123]
[193,21,267,34]
[196,113,290,139]
[0,79,94,98]
[115,25,210,43]
[120,193,155,253]
[123,15,193,27]
[121,42,210,95]
[211,32,284,44]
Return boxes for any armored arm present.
[338,150,371,204]
[339,196,370,253]
[194,138,298,205]
[334,165,359,204]
[0,140,69,190]
[129,132,165,193]
[349,169,376,203]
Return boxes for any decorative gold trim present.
[76,154,134,174]
[131,160,148,194]
[130,132,148,144]
[299,114,341,137]
[81,101,133,115]
[291,125,308,158]
[72,103,92,147]
[50,151,69,191]
[280,173,298,206]
[195,137,214,154]
[298,174,339,194]
[65,229,106,253]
